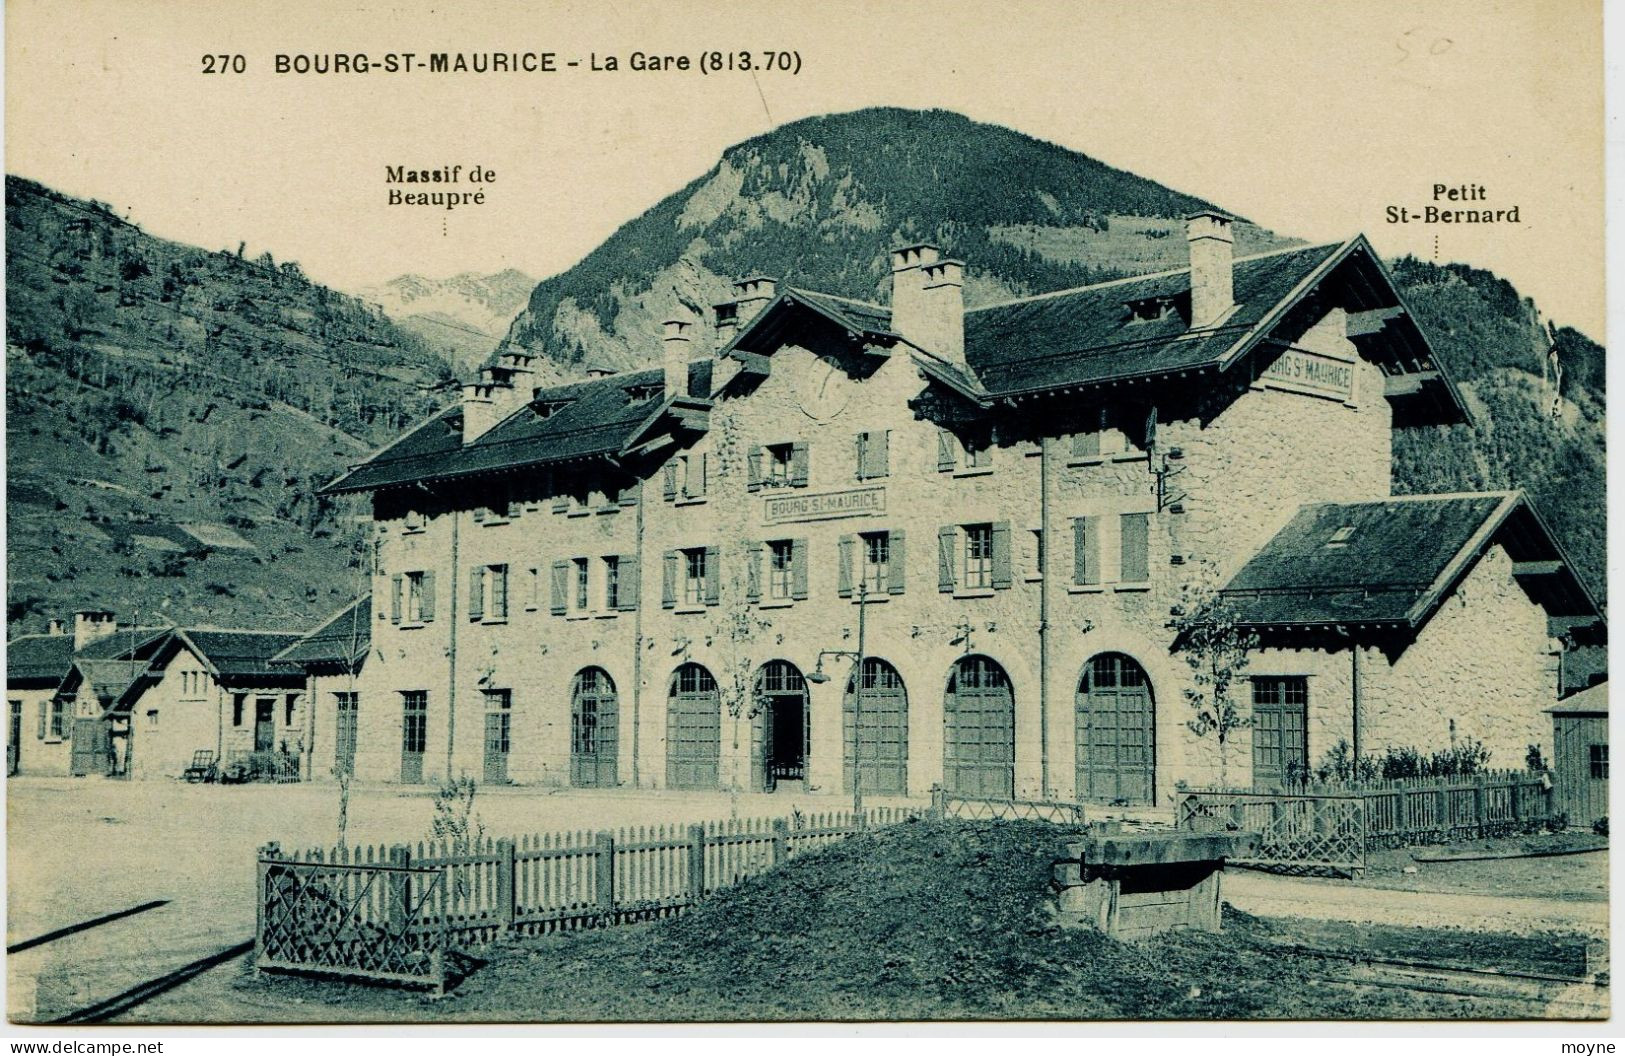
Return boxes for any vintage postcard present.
[3,0,1609,1032]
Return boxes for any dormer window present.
[534,399,573,420]
[625,383,661,405]
[1325,525,1357,548]
[1125,295,1178,322]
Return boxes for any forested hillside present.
[5,176,453,635]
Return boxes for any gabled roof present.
[69,658,156,711]
[1220,491,1603,635]
[7,627,169,686]
[722,288,896,359]
[172,629,307,683]
[274,595,372,669]
[957,237,1465,423]
[1549,681,1607,714]
[324,361,713,495]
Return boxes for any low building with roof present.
[1547,681,1607,828]
[273,595,371,781]
[317,213,1603,802]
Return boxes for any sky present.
[5,0,1606,340]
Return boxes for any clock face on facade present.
[795,358,851,422]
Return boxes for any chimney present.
[46,618,65,636]
[461,379,504,444]
[662,316,695,398]
[73,609,116,652]
[1186,210,1234,329]
[583,363,617,379]
[733,277,777,324]
[713,302,740,349]
[890,243,966,366]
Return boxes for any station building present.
[321,213,1604,804]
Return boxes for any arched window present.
[570,668,618,788]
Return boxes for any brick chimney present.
[1186,210,1235,329]
[733,277,777,324]
[663,316,695,398]
[461,378,505,444]
[890,243,965,366]
[73,609,116,652]
[461,351,537,444]
[46,618,65,636]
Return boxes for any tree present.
[1168,568,1258,789]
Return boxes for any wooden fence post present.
[254,841,279,975]
[687,823,707,902]
[772,817,789,865]
[388,843,411,930]
[595,832,616,921]
[495,838,515,935]
[1473,773,1487,838]
[929,785,946,820]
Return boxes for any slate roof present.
[1220,492,1602,633]
[177,629,306,682]
[6,627,168,686]
[274,595,372,669]
[73,659,154,708]
[962,243,1344,395]
[325,362,711,494]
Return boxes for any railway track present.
[45,941,254,1025]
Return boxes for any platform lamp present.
[805,581,871,818]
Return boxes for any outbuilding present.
[1548,682,1607,828]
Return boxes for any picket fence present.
[1285,768,1554,847]
[262,805,918,949]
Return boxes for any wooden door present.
[665,664,719,790]
[254,697,276,753]
[1250,677,1307,790]
[1077,653,1156,805]
[943,656,1014,798]
[844,659,908,795]
[571,669,619,787]
[333,694,358,777]
[69,718,112,776]
[400,692,426,783]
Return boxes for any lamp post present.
[807,580,870,817]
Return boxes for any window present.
[1252,677,1309,786]
[766,443,794,486]
[768,540,795,600]
[284,694,298,726]
[44,700,66,740]
[603,556,621,610]
[1073,517,1101,586]
[680,454,707,500]
[403,509,425,533]
[146,709,159,729]
[527,567,541,610]
[1326,525,1357,548]
[1591,744,1609,780]
[401,691,428,754]
[856,430,889,480]
[963,524,994,589]
[1120,513,1150,583]
[489,564,508,619]
[683,548,707,606]
[1071,407,1143,461]
[1027,528,1045,579]
[963,435,993,470]
[574,558,590,611]
[485,689,512,754]
[232,694,246,727]
[400,570,435,623]
[861,531,890,593]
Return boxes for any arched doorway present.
[570,667,619,787]
[666,663,720,789]
[750,661,809,791]
[844,658,908,796]
[1076,653,1156,805]
[943,656,1014,797]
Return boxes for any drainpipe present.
[1350,639,1362,762]
[446,506,461,780]
[630,479,646,787]
[1037,433,1052,798]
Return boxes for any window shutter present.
[1074,517,1100,586]
[663,463,678,501]
[685,454,708,499]
[662,552,678,609]
[704,545,721,605]
[855,432,869,480]
[937,429,957,472]
[37,701,46,740]
[790,441,809,487]
[1072,430,1100,458]
[468,567,485,621]
[745,542,763,602]
[874,429,889,478]
[937,526,957,592]
[991,521,1013,589]
[1144,406,1159,454]
[837,535,855,598]
[791,539,809,600]
[1121,513,1150,583]
[420,572,437,621]
[391,575,403,624]
[747,447,764,492]
[550,561,568,616]
[857,431,888,479]
[888,529,906,595]
[617,555,639,611]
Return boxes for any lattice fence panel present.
[1178,792,1364,877]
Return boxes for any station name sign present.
[1260,347,1356,402]
[764,486,886,525]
